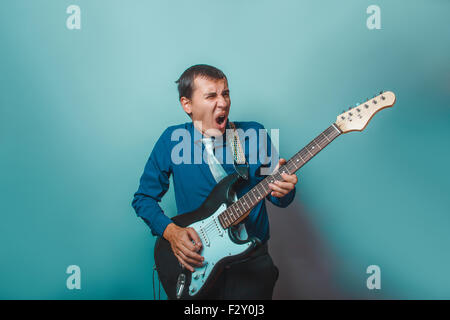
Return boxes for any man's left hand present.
[268,158,298,198]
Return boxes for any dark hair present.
[175,64,227,100]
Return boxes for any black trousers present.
[205,243,279,300]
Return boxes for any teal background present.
[1,0,449,299]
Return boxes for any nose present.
[217,94,229,109]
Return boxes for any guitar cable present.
[152,264,161,300]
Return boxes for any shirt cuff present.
[268,186,296,208]
[142,214,173,238]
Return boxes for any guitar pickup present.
[199,228,210,247]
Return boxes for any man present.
[132,64,298,299]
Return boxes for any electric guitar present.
[154,91,396,299]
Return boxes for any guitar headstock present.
[335,91,396,133]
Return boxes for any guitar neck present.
[218,123,342,229]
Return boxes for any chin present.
[205,127,225,138]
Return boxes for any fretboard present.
[218,123,342,229]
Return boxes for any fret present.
[225,206,232,225]
[246,193,254,208]
[321,131,330,142]
[259,180,268,196]
[280,165,290,175]
[248,190,257,205]
[234,203,242,216]
[228,207,236,221]
[240,195,250,211]
[260,183,269,197]
[313,139,322,150]
[316,136,327,149]
[286,160,297,173]
[319,133,329,146]
[223,214,229,226]
[218,214,225,228]
[248,193,256,207]
[253,189,260,203]
[229,210,236,224]
[272,171,282,182]
[253,188,262,201]
[249,189,256,202]
[262,180,271,194]
[255,186,263,199]
[232,204,240,219]
[300,149,311,161]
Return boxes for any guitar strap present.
[227,122,249,240]
[227,122,249,180]
[227,122,247,165]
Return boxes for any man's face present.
[182,76,230,137]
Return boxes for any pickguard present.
[187,203,252,296]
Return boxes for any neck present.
[218,123,342,228]
[192,120,227,138]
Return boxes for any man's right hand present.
[163,223,204,272]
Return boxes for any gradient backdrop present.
[1,0,449,299]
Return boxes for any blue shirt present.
[131,120,296,244]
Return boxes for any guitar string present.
[201,125,340,233]
[219,126,339,226]
[202,131,340,241]
[217,125,341,228]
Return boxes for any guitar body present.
[154,170,261,300]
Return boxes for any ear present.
[180,97,192,116]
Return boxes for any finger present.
[174,253,194,272]
[177,249,204,268]
[179,231,202,255]
[274,158,286,173]
[268,183,288,195]
[281,172,298,184]
[180,232,197,252]
[273,180,295,191]
[186,228,203,251]
[179,242,204,263]
[270,191,285,198]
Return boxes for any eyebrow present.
[204,89,230,97]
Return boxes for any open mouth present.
[216,115,226,125]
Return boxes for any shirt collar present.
[191,119,231,148]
